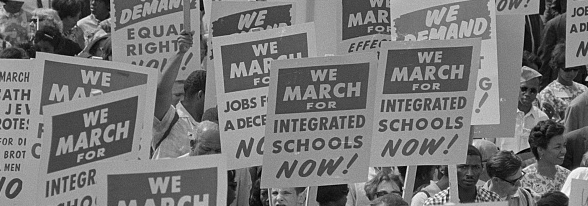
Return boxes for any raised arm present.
[154,31,194,120]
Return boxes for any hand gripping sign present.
[261,52,378,188]
[95,154,227,206]
[370,39,481,167]
[389,0,499,125]
[212,23,317,170]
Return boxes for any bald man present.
[472,139,499,186]
[190,120,221,156]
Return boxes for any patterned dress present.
[0,8,31,45]
[520,164,570,197]
[537,80,588,122]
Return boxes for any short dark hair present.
[529,120,565,159]
[184,70,206,97]
[316,184,349,204]
[52,0,82,19]
[364,170,403,201]
[467,144,483,162]
[202,106,218,123]
[95,0,110,10]
[486,151,522,179]
[537,191,568,206]
[0,47,28,59]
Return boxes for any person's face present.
[558,67,579,84]
[62,12,81,31]
[90,0,109,21]
[539,135,566,165]
[3,1,24,13]
[519,78,540,108]
[191,122,221,155]
[35,41,55,53]
[496,168,524,196]
[374,180,402,200]
[457,155,482,189]
[261,188,270,206]
[271,188,303,206]
[171,82,185,105]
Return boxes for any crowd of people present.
[2,0,588,205]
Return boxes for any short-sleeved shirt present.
[520,164,570,196]
[424,187,501,205]
[152,103,200,159]
[537,80,588,122]
[497,106,548,153]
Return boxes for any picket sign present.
[448,165,459,204]
[403,166,417,203]
[183,0,191,32]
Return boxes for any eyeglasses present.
[374,190,402,199]
[520,86,538,94]
[498,171,526,186]
[561,67,580,72]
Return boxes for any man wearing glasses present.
[424,145,501,205]
[495,66,548,153]
[484,151,537,206]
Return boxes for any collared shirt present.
[538,80,588,122]
[482,181,537,206]
[520,164,570,197]
[497,106,548,153]
[0,8,31,45]
[152,103,200,159]
[76,14,100,46]
[424,187,501,205]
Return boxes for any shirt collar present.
[517,106,539,118]
[481,180,520,199]
[175,102,198,125]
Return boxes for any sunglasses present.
[374,190,402,199]
[498,171,526,186]
[520,86,538,94]
[561,67,580,72]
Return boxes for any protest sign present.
[337,0,391,54]
[0,60,42,205]
[111,0,200,80]
[36,53,158,158]
[213,22,316,170]
[390,0,499,125]
[566,0,588,68]
[95,154,227,206]
[261,52,377,188]
[370,39,481,166]
[570,179,588,206]
[473,15,525,139]
[496,0,540,15]
[204,1,298,111]
[37,86,150,206]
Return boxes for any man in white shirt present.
[496,66,548,153]
[76,0,109,45]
